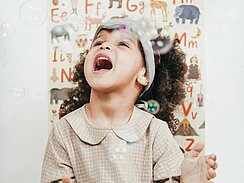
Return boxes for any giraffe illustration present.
[70,0,78,15]
[150,0,168,23]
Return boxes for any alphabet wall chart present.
[48,0,205,153]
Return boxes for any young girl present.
[41,17,217,183]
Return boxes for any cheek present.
[84,52,93,69]
[84,58,92,79]
[131,52,144,68]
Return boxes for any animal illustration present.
[174,5,200,24]
[70,0,78,15]
[85,14,105,31]
[150,0,168,22]
[108,0,122,8]
[50,24,79,43]
[50,88,72,104]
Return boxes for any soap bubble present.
[0,20,15,41]
[151,36,174,55]
[9,86,25,99]
[0,45,7,68]
[19,0,47,27]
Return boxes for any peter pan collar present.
[64,105,154,145]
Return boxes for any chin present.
[89,82,114,93]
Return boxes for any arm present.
[153,122,184,182]
[41,123,76,183]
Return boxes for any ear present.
[137,67,149,86]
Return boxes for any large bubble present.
[9,86,25,99]
[0,19,15,41]
[0,45,7,68]
[19,0,47,27]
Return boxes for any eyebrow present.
[122,36,137,46]
[94,32,137,46]
[93,34,105,42]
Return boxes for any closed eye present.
[92,41,103,47]
[118,41,130,48]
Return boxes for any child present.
[41,17,217,183]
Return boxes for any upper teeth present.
[98,57,108,61]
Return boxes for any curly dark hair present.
[139,38,187,134]
[59,38,187,135]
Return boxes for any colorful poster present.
[48,0,205,153]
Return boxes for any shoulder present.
[53,105,85,138]
[150,116,169,131]
[147,115,171,140]
[62,105,85,123]
[133,107,170,140]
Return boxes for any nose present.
[100,42,112,50]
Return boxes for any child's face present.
[84,28,147,93]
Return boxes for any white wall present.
[0,0,243,182]
[204,0,244,182]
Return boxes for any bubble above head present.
[19,0,47,27]
[151,36,174,55]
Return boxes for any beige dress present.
[41,105,184,183]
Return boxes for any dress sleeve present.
[41,123,75,183]
[152,122,184,181]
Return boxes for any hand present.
[62,176,71,183]
[181,142,218,183]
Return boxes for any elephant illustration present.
[174,5,200,24]
[108,0,122,8]
[50,88,72,104]
[50,24,79,43]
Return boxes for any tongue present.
[96,59,112,70]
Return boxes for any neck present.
[85,89,138,127]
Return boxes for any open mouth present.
[94,53,113,71]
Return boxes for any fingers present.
[62,176,71,183]
[185,142,205,158]
[206,154,218,170]
[210,154,217,161]
[206,154,218,180]
[207,168,217,179]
